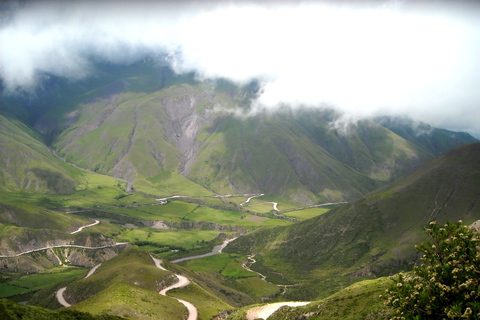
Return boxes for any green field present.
[107,201,198,222]
[73,282,187,320]
[98,199,293,229]
[116,228,222,251]
[283,206,334,221]
[0,267,87,298]
[179,253,281,300]
[166,282,232,320]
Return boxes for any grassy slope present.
[0,114,77,193]
[5,62,470,203]
[375,116,478,156]
[0,298,123,320]
[225,143,480,300]
[179,253,281,301]
[53,84,214,196]
[227,277,392,320]
[59,248,187,319]
[188,113,378,203]
[42,248,236,320]
[296,110,434,182]
[0,267,86,298]
[269,277,392,320]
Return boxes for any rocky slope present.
[1,62,477,204]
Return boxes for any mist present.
[1,0,480,137]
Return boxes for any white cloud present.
[1,0,480,137]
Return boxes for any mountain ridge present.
[225,142,480,300]
[1,63,476,204]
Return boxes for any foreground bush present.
[384,220,480,319]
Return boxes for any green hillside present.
[0,114,77,194]
[225,142,480,300]
[1,61,479,317]
[2,63,475,203]
[375,116,478,156]
[228,277,392,320]
[28,247,234,320]
[0,298,123,320]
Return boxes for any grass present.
[64,248,172,302]
[167,282,232,320]
[226,143,480,303]
[115,228,221,251]
[283,206,333,221]
[72,282,187,320]
[107,201,198,222]
[0,298,124,320]
[180,253,281,301]
[1,267,87,298]
[233,277,281,301]
[0,191,93,232]
[0,284,30,297]
[227,277,392,320]
[98,199,292,230]
[181,253,252,278]
[269,277,393,320]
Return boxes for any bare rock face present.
[470,220,480,233]
[66,246,128,268]
[0,245,129,273]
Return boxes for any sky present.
[1,0,480,137]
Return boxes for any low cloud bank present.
[1,1,479,137]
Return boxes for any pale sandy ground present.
[246,302,310,320]
[71,220,100,234]
[240,194,265,206]
[150,254,167,271]
[56,287,71,307]
[159,274,190,295]
[85,264,102,278]
[171,237,236,263]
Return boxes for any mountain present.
[0,114,77,193]
[225,142,480,300]
[29,248,238,320]
[375,116,477,156]
[1,62,476,204]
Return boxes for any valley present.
[1,62,479,320]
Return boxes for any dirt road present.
[246,302,310,320]
[151,255,198,320]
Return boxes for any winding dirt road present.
[151,255,198,320]
[56,287,71,308]
[171,237,237,263]
[246,301,310,320]
[239,194,265,206]
[0,243,128,258]
[71,220,100,234]
[57,263,102,308]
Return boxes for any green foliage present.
[1,267,86,298]
[0,298,124,320]
[384,220,480,319]
[227,144,480,301]
[264,277,393,320]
